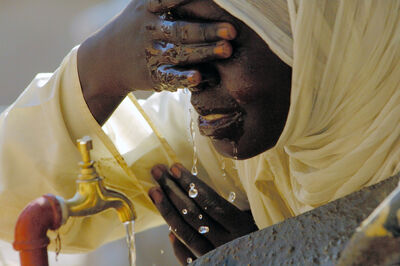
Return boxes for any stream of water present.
[124,221,136,266]
[189,107,198,176]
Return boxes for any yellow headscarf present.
[214,0,400,227]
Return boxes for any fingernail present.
[214,41,232,58]
[217,23,237,40]
[170,165,181,178]
[148,187,163,204]
[168,232,176,243]
[187,71,201,85]
[151,165,166,180]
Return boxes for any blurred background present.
[0,0,177,265]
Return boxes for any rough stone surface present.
[193,175,400,266]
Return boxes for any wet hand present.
[78,0,236,124]
[148,163,258,265]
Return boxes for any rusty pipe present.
[13,194,63,266]
[13,136,135,266]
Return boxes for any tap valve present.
[76,136,98,180]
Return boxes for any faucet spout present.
[13,136,136,266]
[64,136,136,222]
[65,177,135,222]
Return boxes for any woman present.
[0,0,399,264]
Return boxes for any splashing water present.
[228,192,236,203]
[189,109,198,176]
[232,142,238,160]
[188,183,199,198]
[198,226,210,234]
[221,159,227,178]
[124,221,136,266]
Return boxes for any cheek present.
[216,59,265,104]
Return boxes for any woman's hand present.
[148,163,258,265]
[77,0,236,124]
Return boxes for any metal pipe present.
[13,194,63,266]
[13,136,136,265]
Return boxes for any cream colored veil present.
[214,0,400,224]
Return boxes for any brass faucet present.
[63,136,136,223]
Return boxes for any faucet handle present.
[77,136,93,165]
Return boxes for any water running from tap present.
[124,221,136,266]
[189,108,198,176]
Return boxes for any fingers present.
[151,65,201,91]
[169,233,196,265]
[151,165,231,246]
[169,163,256,232]
[148,20,237,44]
[147,40,232,66]
[148,186,214,256]
[148,0,190,13]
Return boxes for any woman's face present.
[176,1,292,159]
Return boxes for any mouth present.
[198,112,244,140]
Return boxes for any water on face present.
[124,221,136,266]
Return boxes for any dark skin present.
[149,163,258,263]
[78,0,236,125]
[174,0,292,160]
[77,0,291,264]
[147,1,291,263]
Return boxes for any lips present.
[198,112,244,140]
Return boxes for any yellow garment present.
[216,0,400,226]
[0,0,399,252]
[0,47,249,252]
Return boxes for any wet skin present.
[174,0,292,159]
[146,1,292,263]
[77,0,292,263]
[78,0,236,125]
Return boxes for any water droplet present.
[187,257,193,264]
[228,192,236,203]
[190,183,195,189]
[198,226,209,234]
[188,187,198,198]
[221,160,227,178]
[160,249,164,254]
[182,209,188,215]
[232,142,238,160]
[198,214,203,220]
[174,228,177,232]
[204,206,208,210]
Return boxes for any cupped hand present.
[148,163,258,265]
[77,0,236,124]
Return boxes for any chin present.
[211,137,272,160]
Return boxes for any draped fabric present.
[1,0,399,252]
[214,0,400,225]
